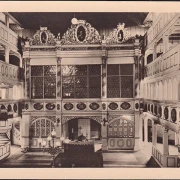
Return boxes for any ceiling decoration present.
[61,19,101,45]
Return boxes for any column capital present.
[101,56,107,65]
[57,57,62,64]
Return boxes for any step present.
[103,164,146,168]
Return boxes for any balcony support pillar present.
[5,46,9,64]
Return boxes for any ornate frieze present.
[45,103,56,110]
[30,116,56,124]
[89,102,100,110]
[29,27,56,46]
[61,19,101,45]
[30,48,56,51]
[60,46,102,51]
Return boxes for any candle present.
[72,128,74,133]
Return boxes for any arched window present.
[30,118,55,138]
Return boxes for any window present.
[62,65,101,98]
[31,65,56,99]
[107,64,133,98]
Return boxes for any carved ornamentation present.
[89,102,100,110]
[61,20,101,45]
[62,116,102,124]
[121,102,131,110]
[164,107,169,120]
[102,103,106,110]
[33,103,43,110]
[61,47,102,51]
[135,103,139,110]
[158,106,162,117]
[106,23,132,44]
[171,108,177,123]
[57,104,60,110]
[30,48,56,51]
[46,103,56,110]
[76,102,86,110]
[64,103,74,110]
[13,104,18,113]
[108,102,118,110]
[30,116,56,124]
[30,27,56,46]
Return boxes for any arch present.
[108,116,134,126]
[29,117,55,137]
[62,116,102,125]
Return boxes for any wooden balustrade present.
[152,145,178,167]
[145,44,180,78]
[0,22,18,50]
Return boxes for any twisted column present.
[101,56,107,99]
[56,57,62,99]
[25,58,30,98]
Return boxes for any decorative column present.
[163,127,169,155]
[101,103,108,151]
[101,56,107,99]
[134,38,141,151]
[144,116,148,146]
[152,122,157,147]
[56,57,62,99]
[25,58,30,99]
[162,127,169,167]
[20,113,30,150]
[56,57,62,138]
[101,50,108,150]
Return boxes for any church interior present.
[0,12,179,168]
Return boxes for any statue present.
[57,33,61,40]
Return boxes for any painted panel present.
[78,119,90,139]
[108,138,134,150]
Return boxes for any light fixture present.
[51,128,56,138]
[54,118,61,127]
[71,18,78,24]
[101,117,108,126]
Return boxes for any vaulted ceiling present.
[9,12,148,36]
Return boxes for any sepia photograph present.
[0,1,180,179]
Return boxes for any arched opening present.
[66,118,101,141]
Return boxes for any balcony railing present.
[143,99,179,132]
[0,22,18,50]
[0,60,19,84]
[145,43,180,78]
[152,145,178,167]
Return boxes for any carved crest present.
[61,19,101,45]
[106,23,131,44]
[30,27,56,46]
